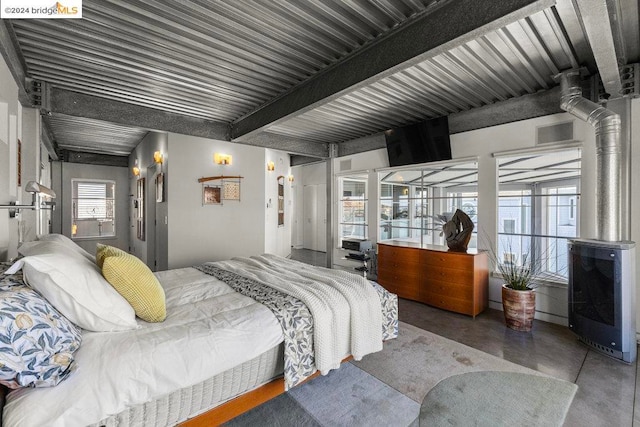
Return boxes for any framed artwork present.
[136,178,145,241]
[156,173,164,203]
[203,185,222,205]
[277,176,284,226]
[223,181,241,201]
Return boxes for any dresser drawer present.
[378,267,420,300]
[420,250,475,270]
[378,244,421,264]
[422,280,473,299]
[423,265,475,286]
[422,291,474,315]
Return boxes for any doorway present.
[302,183,326,252]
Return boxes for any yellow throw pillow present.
[101,253,166,323]
[96,243,127,269]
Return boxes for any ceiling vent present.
[340,159,352,172]
[536,121,574,145]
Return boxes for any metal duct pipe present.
[557,69,621,242]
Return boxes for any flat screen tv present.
[384,117,452,167]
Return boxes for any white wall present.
[0,53,20,260]
[631,97,640,333]
[166,134,275,269]
[18,108,40,244]
[309,112,610,326]
[50,162,130,256]
[264,149,292,258]
[129,131,168,270]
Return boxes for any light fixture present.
[153,151,163,164]
[267,161,275,171]
[214,153,232,165]
[0,181,57,217]
[288,174,294,182]
[132,159,140,176]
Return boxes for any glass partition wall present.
[339,175,368,244]
[378,161,478,248]
[497,148,581,281]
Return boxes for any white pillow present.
[18,240,88,262]
[21,253,138,332]
[37,234,96,263]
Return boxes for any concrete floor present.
[290,248,639,426]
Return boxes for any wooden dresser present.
[377,241,489,317]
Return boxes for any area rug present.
[419,370,577,426]
[225,322,577,426]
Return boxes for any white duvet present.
[3,268,284,427]
[211,255,383,374]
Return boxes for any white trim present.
[492,142,582,158]
[374,156,478,173]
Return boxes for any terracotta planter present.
[501,285,535,332]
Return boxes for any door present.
[303,185,317,250]
[303,184,327,252]
[316,184,327,252]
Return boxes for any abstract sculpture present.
[442,209,474,252]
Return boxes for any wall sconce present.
[153,151,163,164]
[288,175,294,182]
[0,181,57,217]
[132,159,140,176]
[214,153,232,165]
[267,161,275,171]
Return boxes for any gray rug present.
[224,362,419,427]
[225,322,577,427]
[419,370,577,426]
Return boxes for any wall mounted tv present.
[384,117,452,167]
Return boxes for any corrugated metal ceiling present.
[6,0,638,157]
[267,6,583,142]
[13,0,442,122]
[43,114,149,156]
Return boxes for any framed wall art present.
[203,185,222,205]
[136,177,145,241]
[277,175,284,226]
[156,172,164,203]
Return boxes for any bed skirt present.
[90,344,284,427]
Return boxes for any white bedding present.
[2,268,284,427]
[211,255,383,374]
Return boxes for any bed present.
[0,236,398,426]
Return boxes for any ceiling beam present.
[60,150,128,167]
[235,131,328,158]
[291,155,325,167]
[231,0,555,139]
[573,0,623,96]
[0,21,32,107]
[40,117,59,161]
[448,86,563,133]
[48,87,230,141]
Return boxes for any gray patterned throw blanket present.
[196,255,398,390]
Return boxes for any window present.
[378,160,478,247]
[497,149,581,281]
[72,179,116,238]
[339,176,367,243]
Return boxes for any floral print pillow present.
[0,265,82,389]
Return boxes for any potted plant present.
[497,250,537,332]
